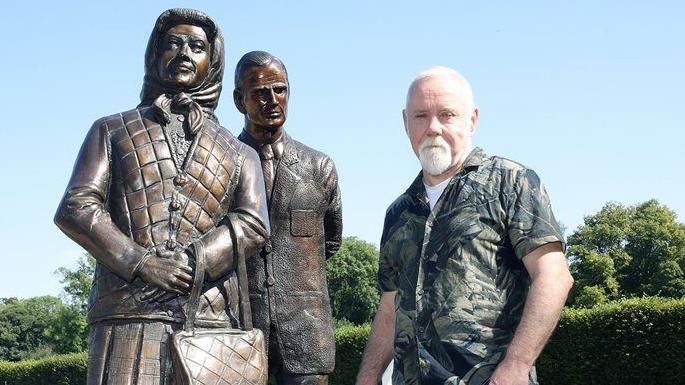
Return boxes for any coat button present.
[177,115,185,122]
[417,289,424,295]
[266,276,275,286]
[264,243,273,253]
[170,199,181,210]
[174,173,188,186]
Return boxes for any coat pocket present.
[290,209,317,237]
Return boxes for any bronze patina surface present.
[234,51,343,385]
[55,8,269,385]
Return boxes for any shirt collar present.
[239,129,287,159]
[462,147,486,170]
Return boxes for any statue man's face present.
[238,63,289,134]
[157,24,210,89]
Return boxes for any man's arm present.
[356,291,396,385]
[322,156,343,258]
[489,242,573,385]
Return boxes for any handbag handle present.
[183,240,254,332]
[236,243,253,331]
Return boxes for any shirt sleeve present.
[378,207,401,292]
[506,168,565,260]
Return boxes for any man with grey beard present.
[355,67,573,385]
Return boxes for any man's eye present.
[191,44,206,53]
[274,87,287,95]
[251,90,268,99]
[414,114,428,119]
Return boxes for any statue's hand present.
[136,249,193,298]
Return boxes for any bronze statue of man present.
[54,9,269,385]
[233,51,343,385]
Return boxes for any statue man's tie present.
[260,144,275,203]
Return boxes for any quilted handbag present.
[172,242,267,385]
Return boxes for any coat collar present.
[279,133,299,167]
[239,129,299,167]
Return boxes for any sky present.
[0,0,683,298]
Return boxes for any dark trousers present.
[268,324,328,385]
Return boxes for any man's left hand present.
[488,357,530,385]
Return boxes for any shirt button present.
[264,243,273,253]
[266,276,275,286]
[417,289,424,295]
[177,115,185,122]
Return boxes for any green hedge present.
[331,323,370,385]
[537,296,685,384]
[0,352,87,385]
[2,298,684,385]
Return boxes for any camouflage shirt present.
[379,148,564,385]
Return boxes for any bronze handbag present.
[172,242,267,385]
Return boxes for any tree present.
[55,253,95,314]
[0,296,66,361]
[0,255,94,361]
[568,199,685,307]
[52,253,95,353]
[327,237,380,324]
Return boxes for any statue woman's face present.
[157,24,210,89]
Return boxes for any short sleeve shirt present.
[378,148,564,385]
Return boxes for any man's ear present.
[469,107,479,135]
[233,89,246,114]
[402,109,409,135]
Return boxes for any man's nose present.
[426,116,442,135]
[265,88,278,104]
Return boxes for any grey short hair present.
[406,66,475,112]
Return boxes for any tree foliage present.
[52,254,94,354]
[0,296,68,361]
[568,199,685,307]
[0,254,95,361]
[327,237,380,324]
[55,253,95,314]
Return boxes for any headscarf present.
[139,8,225,134]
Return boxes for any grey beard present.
[419,147,452,176]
